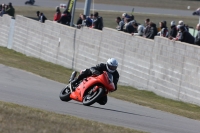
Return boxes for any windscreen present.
[106,72,113,83]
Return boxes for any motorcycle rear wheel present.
[59,85,71,102]
[83,87,104,106]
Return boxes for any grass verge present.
[0,101,144,133]
[0,46,200,121]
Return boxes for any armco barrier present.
[1,15,200,106]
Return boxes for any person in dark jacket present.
[194,23,200,46]
[5,2,15,17]
[39,12,47,23]
[71,58,119,104]
[126,21,135,33]
[146,22,157,39]
[76,13,83,25]
[0,6,5,17]
[36,11,40,20]
[93,12,103,30]
[174,25,194,44]
[144,18,151,37]
[116,17,124,31]
[169,21,177,38]
[57,11,71,25]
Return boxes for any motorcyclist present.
[71,58,119,91]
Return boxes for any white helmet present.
[106,58,118,73]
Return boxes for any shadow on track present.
[69,101,160,119]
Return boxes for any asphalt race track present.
[1,0,194,17]
[1,64,200,133]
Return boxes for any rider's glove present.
[90,68,100,76]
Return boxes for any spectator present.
[4,4,8,10]
[173,25,194,44]
[89,13,94,23]
[30,0,35,4]
[58,11,71,25]
[39,12,47,23]
[66,11,71,25]
[177,20,188,31]
[93,12,103,30]
[123,18,131,31]
[54,6,61,21]
[178,20,184,26]
[0,7,5,17]
[121,13,126,22]
[163,20,167,27]
[169,21,177,38]
[5,2,15,17]
[85,15,92,27]
[146,22,157,39]
[158,21,168,37]
[175,25,182,40]
[115,17,124,31]
[126,21,135,33]
[36,11,40,20]
[77,14,92,28]
[194,23,200,46]
[1,4,6,11]
[193,8,200,16]
[144,18,151,37]
[76,13,83,25]
[131,22,145,36]
[122,13,134,21]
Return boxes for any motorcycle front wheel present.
[59,85,71,102]
[83,87,104,106]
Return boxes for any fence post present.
[7,18,15,49]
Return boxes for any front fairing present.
[70,71,115,102]
[98,71,115,91]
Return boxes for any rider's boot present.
[71,79,78,87]
[70,78,80,90]
[70,73,86,90]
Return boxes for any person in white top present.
[131,22,145,36]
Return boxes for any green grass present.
[0,46,200,121]
[0,101,144,133]
[63,0,200,10]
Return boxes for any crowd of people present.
[36,11,47,23]
[115,12,200,46]
[0,2,15,17]
[75,12,103,30]
[52,6,103,30]
[53,6,71,25]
